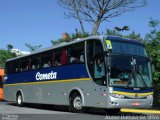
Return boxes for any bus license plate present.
[132,102,140,106]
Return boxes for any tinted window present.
[111,41,146,56]
[69,42,84,64]
[87,39,106,86]
[5,41,85,74]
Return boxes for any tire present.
[69,93,83,113]
[105,108,120,115]
[16,93,23,107]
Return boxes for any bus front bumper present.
[107,96,153,109]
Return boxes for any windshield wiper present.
[136,71,147,87]
[125,72,135,88]
[125,58,137,88]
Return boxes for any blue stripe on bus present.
[113,87,153,93]
[4,64,89,84]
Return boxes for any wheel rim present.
[73,96,82,110]
[17,95,22,105]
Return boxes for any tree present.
[58,0,146,35]
[106,29,123,37]
[7,44,14,51]
[25,43,42,52]
[0,49,16,67]
[58,0,86,34]
[124,31,144,42]
[51,30,89,45]
[105,28,143,42]
[145,18,160,85]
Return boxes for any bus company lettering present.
[36,71,57,81]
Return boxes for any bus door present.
[86,39,107,106]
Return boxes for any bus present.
[0,68,4,100]
[3,36,153,113]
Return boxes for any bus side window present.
[61,49,68,65]
[7,61,19,73]
[69,42,84,64]
[27,57,39,70]
[52,49,61,66]
[19,58,28,72]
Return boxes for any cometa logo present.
[36,71,57,81]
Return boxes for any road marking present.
[121,108,160,114]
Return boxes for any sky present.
[0,0,160,51]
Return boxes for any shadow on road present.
[7,102,144,116]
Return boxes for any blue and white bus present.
[4,36,153,113]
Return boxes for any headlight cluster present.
[147,94,153,99]
[110,93,124,99]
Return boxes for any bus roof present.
[106,36,143,46]
[6,35,143,62]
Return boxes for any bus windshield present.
[109,55,152,88]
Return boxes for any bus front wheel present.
[16,92,23,107]
[70,93,83,113]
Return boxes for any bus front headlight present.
[147,94,153,99]
[110,93,124,99]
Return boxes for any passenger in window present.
[70,56,75,63]
[43,61,51,68]
[16,68,20,72]
[74,57,80,63]
[32,65,36,69]
[80,54,84,63]
[94,58,105,78]
[53,60,60,66]
[28,58,32,70]
[70,56,80,63]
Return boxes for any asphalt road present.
[0,101,160,120]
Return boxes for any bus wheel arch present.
[16,90,24,107]
[69,88,84,112]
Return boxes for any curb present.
[121,108,160,114]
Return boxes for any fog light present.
[110,101,119,105]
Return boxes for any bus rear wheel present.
[70,93,83,113]
[16,92,23,107]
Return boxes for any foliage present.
[106,29,144,42]
[58,0,146,35]
[25,43,42,52]
[145,18,160,85]
[51,27,144,45]
[7,44,13,51]
[0,49,16,67]
[124,31,144,42]
[106,29,123,37]
[51,30,89,45]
